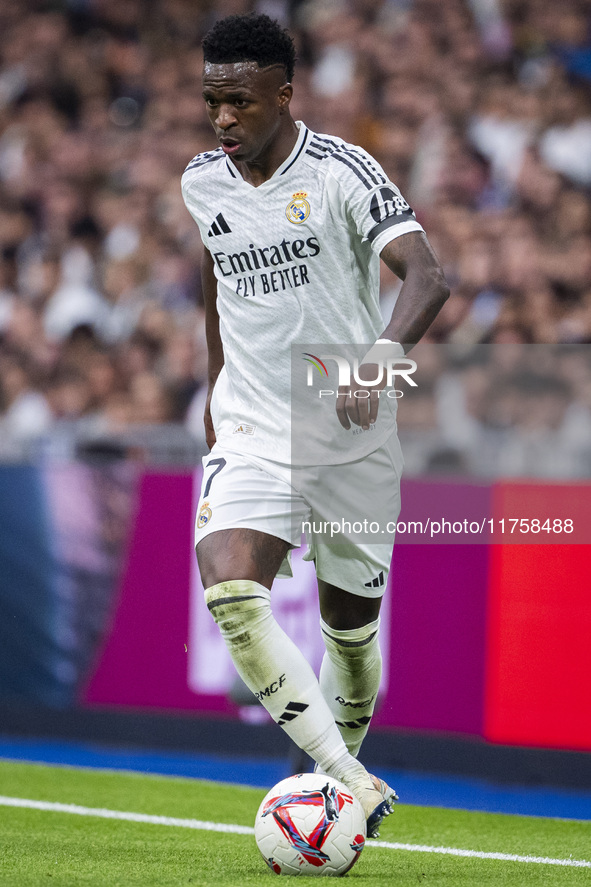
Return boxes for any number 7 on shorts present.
[203,457,226,498]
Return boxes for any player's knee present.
[204,580,271,636]
[321,617,381,661]
[318,580,383,631]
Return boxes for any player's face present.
[202,62,292,164]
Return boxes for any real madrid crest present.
[197,501,212,529]
[286,191,310,224]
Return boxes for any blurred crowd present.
[0,0,590,474]
[396,342,591,476]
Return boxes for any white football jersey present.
[181,122,423,465]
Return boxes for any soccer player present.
[182,13,449,837]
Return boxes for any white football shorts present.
[194,435,403,598]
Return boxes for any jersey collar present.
[224,122,310,183]
[274,121,310,178]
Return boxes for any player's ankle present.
[320,750,374,796]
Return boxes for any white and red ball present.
[254,773,366,877]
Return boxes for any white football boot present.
[314,764,398,838]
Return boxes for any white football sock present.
[318,616,382,758]
[204,580,376,795]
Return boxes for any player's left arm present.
[337,231,448,431]
[379,230,449,347]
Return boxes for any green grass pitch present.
[0,760,590,886]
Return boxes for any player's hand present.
[336,363,385,431]
[204,391,217,450]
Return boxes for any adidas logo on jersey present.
[208,213,231,237]
[233,423,256,435]
[364,571,385,589]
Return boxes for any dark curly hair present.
[202,13,296,82]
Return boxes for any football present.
[254,772,366,876]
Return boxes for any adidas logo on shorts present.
[364,571,385,589]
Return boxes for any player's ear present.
[278,83,293,113]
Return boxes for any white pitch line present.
[1,795,589,869]
[0,796,252,835]
[370,840,591,868]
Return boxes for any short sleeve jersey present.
[182,122,423,465]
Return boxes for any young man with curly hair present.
[182,12,448,838]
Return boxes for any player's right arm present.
[202,247,224,450]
